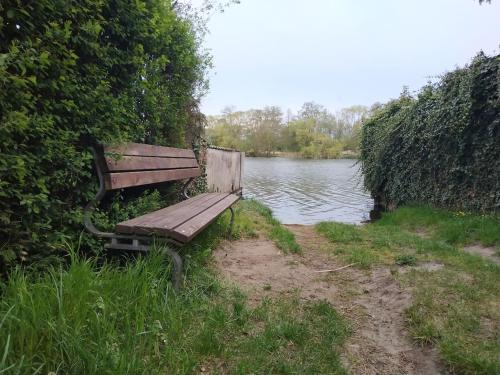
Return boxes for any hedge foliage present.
[360,53,500,212]
[0,0,207,268]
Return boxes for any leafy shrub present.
[0,0,207,268]
[360,52,500,213]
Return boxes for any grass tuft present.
[316,222,362,243]
[233,200,302,253]
[395,254,417,266]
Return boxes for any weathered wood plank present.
[105,143,195,159]
[206,148,244,193]
[104,168,200,190]
[103,155,198,172]
[115,193,211,234]
[133,193,229,235]
[171,194,240,242]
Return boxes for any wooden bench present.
[84,142,240,289]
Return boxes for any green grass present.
[316,206,500,374]
[0,203,343,375]
[394,254,417,266]
[315,221,388,268]
[230,298,349,375]
[6,202,496,374]
[232,199,301,254]
[378,206,500,247]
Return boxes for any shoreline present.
[245,151,359,160]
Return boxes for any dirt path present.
[214,225,445,375]
[463,244,500,265]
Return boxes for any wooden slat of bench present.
[171,194,240,243]
[116,193,212,234]
[103,155,198,172]
[125,193,222,234]
[104,168,200,190]
[132,193,230,236]
[105,143,195,159]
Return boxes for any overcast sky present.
[199,0,500,115]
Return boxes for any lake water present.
[243,157,373,225]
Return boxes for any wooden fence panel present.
[206,148,244,193]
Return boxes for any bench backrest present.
[99,143,200,190]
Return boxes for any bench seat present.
[86,142,242,290]
[115,192,239,243]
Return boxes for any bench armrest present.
[181,177,195,200]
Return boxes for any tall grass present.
[0,203,345,375]
[0,250,226,374]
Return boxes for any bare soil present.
[398,262,444,274]
[463,244,500,265]
[214,225,445,375]
[413,228,430,239]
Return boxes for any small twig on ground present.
[314,263,357,273]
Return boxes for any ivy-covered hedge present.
[0,1,206,268]
[360,53,500,212]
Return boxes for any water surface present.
[243,157,373,225]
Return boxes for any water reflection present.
[243,157,373,225]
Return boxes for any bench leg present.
[228,206,235,239]
[161,247,183,292]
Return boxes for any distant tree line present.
[206,102,376,158]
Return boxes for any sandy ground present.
[463,244,500,265]
[214,225,446,375]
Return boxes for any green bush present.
[0,1,207,268]
[360,52,500,212]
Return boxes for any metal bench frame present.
[84,146,235,290]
